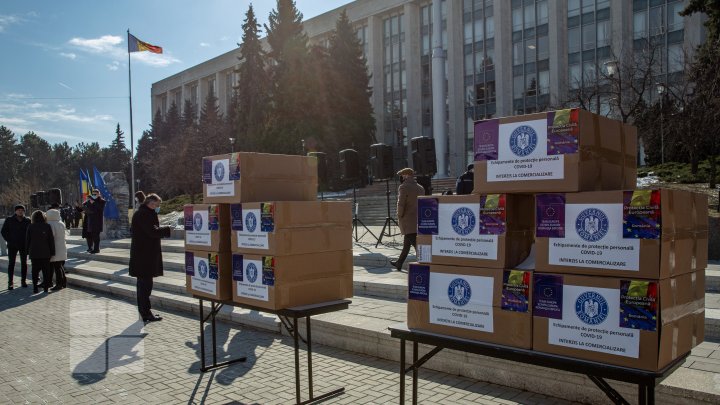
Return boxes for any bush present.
[638,160,718,184]
[159,194,202,215]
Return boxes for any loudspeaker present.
[339,149,360,182]
[307,152,328,191]
[369,143,394,181]
[36,191,46,206]
[411,137,437,176]
[30,194,38,208]
[47,188,62,205]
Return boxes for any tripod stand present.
[376,179,400,247]
[351,186,378,243]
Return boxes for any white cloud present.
[0,117,29,126]
[200,42,210,47]
[219,36,229,41]
[10,126,85,141]
[107,61,120,71]
[27,107,113,124]
[69,35,123,53]
[60,52,77,60]
[68,34,180,68]
[0,15,21,32]
[58,82,73,90]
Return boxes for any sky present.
[0,0,352,149]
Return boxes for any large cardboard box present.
[202,152,318,204]
[231,250,353,310]
[185,250,233,301]
[407,263,534,348]
[535,189,708,279]
[473,108,637,193]
[229,201,352,255]
[183,204,230,252]
[416,194,534,268]
[532,271,705,370]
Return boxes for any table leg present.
[211,302,217,367]
[294,316,301,404]
[412,341,418,405]
[199,299,206,372]
[306,316,313,400]
[639,382,647,405]
[400,338,405,405]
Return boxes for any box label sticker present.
[548,285,640,358]
[231,254,243,281]
[262,256,275,286]
[206,159,235,197]
[208,253,219,280]
[408,264,430,301]
[620,280,658,331]
[623,190,662,239]
[190,255,217,296]
[230,204,243,231]
[547,109,580,155]
[501,270,530,313]
[260,203,275,232]
[429,273,494,332]
[536,194,566,237]
[432,203,498,260]
[235,208,269,250]
[202,158,212,184]
[486,118,565,182]
[533,274,563,319]
[236,258,268,301]
[548,203,640,271]
[184,206,194,230]
[208,205,220,231]
[185,208,211,246]
[185,252,195,276]
[229,153,241,181]
[473,119,499,161]
[478,194,506,235]
[417,198,439,235]
[417,244,432,263]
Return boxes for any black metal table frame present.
[198,297,351,405]
[389,324,688,405]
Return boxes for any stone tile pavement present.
[0,272,574,405]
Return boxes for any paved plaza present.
[0,272,573,405]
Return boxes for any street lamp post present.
[656,82,666,165]
[229,137,236,153]
[301,139,306,155]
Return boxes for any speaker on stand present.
[411,136,437,195]
[47,188,62,206]
[308,152,328,200]
[30,194,38,209]
[36,191,46,209]
[370,143,400,248]
[340,149,378,243]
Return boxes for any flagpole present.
[127,29,136,211]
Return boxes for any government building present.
[151,0,705,177]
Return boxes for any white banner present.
[548,203,640,271]
[190,256,216,296]
[206,159,235,197]
[429,272,494,332]
[548,285,639,358]
[417,244,432,263]
[487,118,565,182]
[185,209,211,246]
[236,258,268,301]
[235,208,269,250]
[432,203,498,260]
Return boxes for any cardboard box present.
[532,271,705,370]
[229,201,352,255]
[535,189,708,279]
[416,194,534,268]
[231,250,353,310]
[183,204,230,252]
[473,108,637,193]
[202,152,318,204]
[407,263,534,349]
[185,250,233,301]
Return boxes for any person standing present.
[26,210,55,294]
[128,193,171,322]
[391,168,425,271]
[455,164,475,195]
[1,205,31,289]
[73,202,83,228]
[46,207,68,290]
[83,189,106,254]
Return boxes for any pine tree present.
[236,4,271,152]
[265,0,307,65]
[111,123,126,151]
[0,126,19,189]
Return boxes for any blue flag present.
[93,167,120,220]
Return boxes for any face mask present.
[154,207,161,214]
[91,195,97,200]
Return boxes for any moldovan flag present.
[128,33,163,54]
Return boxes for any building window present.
[667,1,684,32]
[383,13,406,149]
[513,0,550,114]
[356,25,369,60]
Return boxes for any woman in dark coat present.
[83,189,106,254]
[26,210,55,293]
[129,193,171,322]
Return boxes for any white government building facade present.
[151,0,705,177]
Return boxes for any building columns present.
[367,15,386,144]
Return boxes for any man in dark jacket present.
[83,189,106,254]
[1,205,31,289]
[455,164,474,195]
[129,194,171,322]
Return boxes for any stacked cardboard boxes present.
[185,152,354,309]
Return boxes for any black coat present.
[455,171,474,195]
[84,197,106,234]
[129,205,171,278]
[25,222,55,260]
[1,215,31,250]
